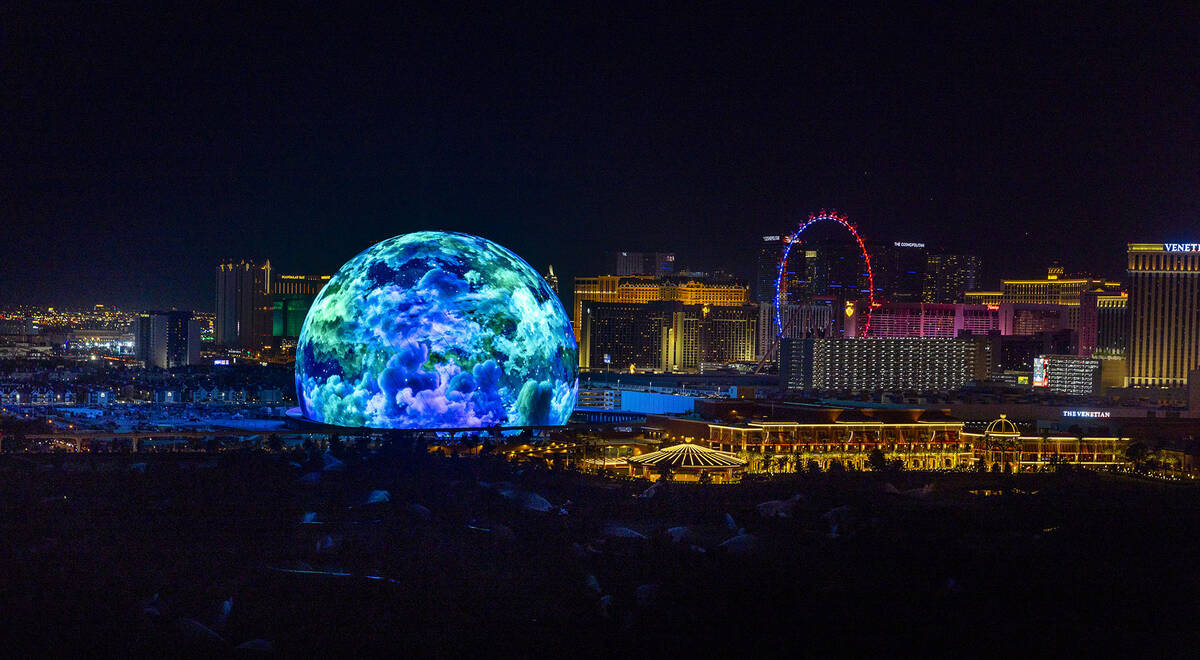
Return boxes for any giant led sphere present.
[295,231,578,429]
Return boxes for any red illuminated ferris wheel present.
[773,210,876,337]
[754,211,877,373]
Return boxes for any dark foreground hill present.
[0,450,1197,657]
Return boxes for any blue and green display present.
[296,231,578,428]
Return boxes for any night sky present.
[3,4,1196,311]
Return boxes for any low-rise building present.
[963,416,1129,472]
[646,404,1133,473]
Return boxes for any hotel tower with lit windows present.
[574,275,753,371]
[1126,243,1200,387]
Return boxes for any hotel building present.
[851,302,1000,338]
[609,251,676,277]
[756,302,836,360]
[1095,293,1128,357]
[873,241,929,303]
[754,235,785,302]
[215,260,272,348]
[965,265,1120,307]
[572,275,749,343]
[1032,354,1102,396]
[922,253,981,303]
[271,273,331,338]
[579,301,757,372]
[135,310,202,369]
[1126,243,1200,387]
[780,336,991,392]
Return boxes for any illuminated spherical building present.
[295,231,578,428]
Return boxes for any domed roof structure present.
[626,443,747,469]
[984,415,1020,436]
[295,231,578,429]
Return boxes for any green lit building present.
[271,274,329,338]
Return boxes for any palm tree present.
[1124,442,1148,468]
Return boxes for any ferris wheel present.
[754,211,877,373]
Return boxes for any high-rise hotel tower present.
[1126,243,1200,387]
[216,260,272,348]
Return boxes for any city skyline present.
[0,236,1160,314]
[3,5,1196,310]
[4,6,1200,655]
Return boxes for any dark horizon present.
[3,4,1196,312]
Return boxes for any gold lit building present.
[964,265,1119,307]
[572,275,749,341]
[579,301,757,372]
[648,409,974,471]
[964,265,1121,339]
[574,275,751,371]
[626,443,747,482]
[647,408,1132,473]
[963,416,1129,472]
[708,418,973,471]
[1126,243,1200,387]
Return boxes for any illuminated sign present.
[1016,375,1030,385]
[1032,357,1048,387]
[844,301,856,318]
[1164,243,1200,252]
[213,359,230,366]
[762,235,781,242]
[893,242,926,248]
[1063,410,1111,418]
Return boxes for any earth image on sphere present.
[295,231,578,429]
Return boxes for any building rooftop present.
[626,442,747,468]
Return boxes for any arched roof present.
[984,415,1020,436]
